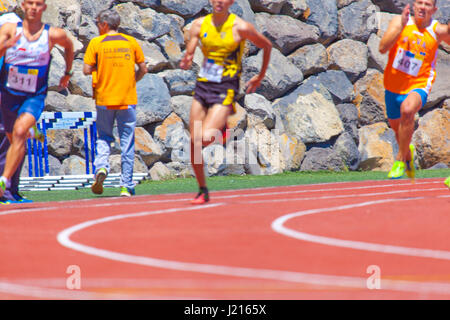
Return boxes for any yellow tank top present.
[197,13,245,83]
[384,17,439,95]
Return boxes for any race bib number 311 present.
[198,59,224,83]
[392,48,423,77]
[7,66,38,93]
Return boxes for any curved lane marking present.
[56,201,450,294]
[272,198,450,260]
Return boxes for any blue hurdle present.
[27,112,98,177]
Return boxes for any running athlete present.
[0,0,74,197]
[445,176,450,189]
[379,0,450,181]
[84,9,147,197]
[180,0,272,204]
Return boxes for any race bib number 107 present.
[392,48,423,77]
[7,66,38,93]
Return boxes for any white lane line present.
[248,188,444,204]
[1,181,444,217]
[0,281,196,300]
[272,198,450,260]
[55,201,450,295]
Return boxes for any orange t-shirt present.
[84,33,145,108]
[384,17,439,95]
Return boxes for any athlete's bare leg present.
[190,99,208,188]
[2,113,36,180]
[189,100,232,189]
[398,91,422,162]
[388,118,401,160]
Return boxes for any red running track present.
[0,178,449,299]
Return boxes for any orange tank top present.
[384,16,439,95]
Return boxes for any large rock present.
[278,133,306,171]
[353,68,387,126]
[79,0,116,17]
[336,103,360,144]
[109,154,148,174]
[367,33,388,71]
[149,161,173,180]
[241,48,303,101]
[426,50,450,109]
[337,0,378,42]
[137,40,170,73]
[358,122,398,172]
[249,0,287,14]
[154,112,190,163]
[134,127,164,167]
[45,129,76,160]
[333,131,361,171]
[170,95,192,128]
[157,0,208,18]
[371,0,409,14]
[244,122,284,175]
[158,69,196,96]
[136,74,172,126]
[255,12,320,55]
[316,70,355,104]
[288,43,329,77]
[114,2,172,41]
[273,83,344,144]
[300,147,346,171]
[61,155,87,175]
[244,93,276,130]
[155,34,184,68]
[280,0,308,18]
[327,39,368,82]
[305,0,338,44]
[412,108,450,169]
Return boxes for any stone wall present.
[6,0,448,178]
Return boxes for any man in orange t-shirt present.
[83,9,147,197]
[379,0,450,180]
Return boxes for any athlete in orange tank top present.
[379,0,450,181]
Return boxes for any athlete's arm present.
[379,5,410,54]
[135,62,147,82]
[435,21,450,45]
[50,27,74,88]
[238,20,272,94]
[180,18,202,70]
[0,23,20,58]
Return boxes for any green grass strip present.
[21,168,450,203]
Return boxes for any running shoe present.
[405,144,416,182]
[191,189,209,205]
[91,168,107,195]
[12,193,33,203]
[0,180,5,198]
[120,187,135,197]
[0,198,12,205]
[445,176,450,189]
[30,125,45,143]
[388,160,405,179]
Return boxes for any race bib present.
[392,48,423,77]
[7,66,39,93]
[198,59,224,83]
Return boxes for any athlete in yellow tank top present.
[379,0,449,181]
[180,0,272,205]
[197,13,245,84]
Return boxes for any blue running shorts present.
[0,90,46,133]
[385,88,428,120]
